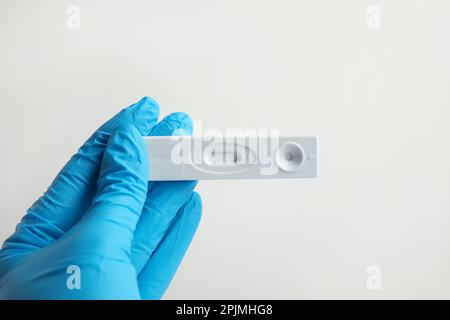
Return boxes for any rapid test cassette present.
[144,136,318,180]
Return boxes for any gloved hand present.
[0,97,202,299]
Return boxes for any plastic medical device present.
[144,136,318,180]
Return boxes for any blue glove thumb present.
[70,122,149,260]
[0,123,149,299]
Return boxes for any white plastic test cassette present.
[144,136,317,180]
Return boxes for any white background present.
[0,0,449,299]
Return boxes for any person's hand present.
[0,97,202,299]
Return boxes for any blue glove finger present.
[138,192,202,299]
[70,123,149,258]
[1,97,159,257]
[131,112,197,274]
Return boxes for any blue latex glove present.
[0,97,202,299]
